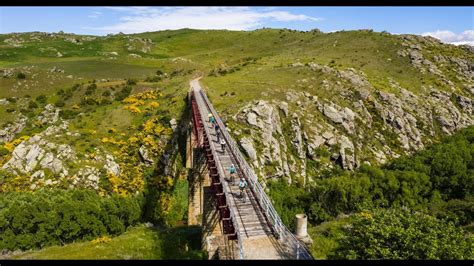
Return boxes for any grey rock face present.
[338,135,356,170]
[104,154,121,176]
[37,104,60,125]
[279,101,289,117]
[139,145,154,165]
[246,112,258,127]
[169,118,178,131]
[338,68,372,89]
[239,137,259,167]
[457,95,473,115]
[76,166,101,190]
[0,115,28,143]
[323,104,343,124]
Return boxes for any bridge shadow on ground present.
[149,225,206,259]
[141,94,209,258]
[142,94,190,223]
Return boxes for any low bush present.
[0,189,144,251]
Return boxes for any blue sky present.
[1,7,473,45]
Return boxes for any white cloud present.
[89,7,322,34]
[422,30,474,46]
[88,11,102,19]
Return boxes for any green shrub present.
[36,94,47,104]
[28,100,38,109]
[126,79,137,85]
[333,208,473,259]
[16,72,26,79]
[114,86,132,101]
[54,99,65,107]
[0,146,9,156]
[85,84,97,95]
[59,110,79,119]
[0,189,144,251]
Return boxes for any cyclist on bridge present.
[229,164,237,184]
[239,177,248,202]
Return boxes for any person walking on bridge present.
[220,138,226,153]
[216,129,221,143]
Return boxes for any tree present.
[16,72,26,79]
[28,100,38,109]
[333,208,473,259]
[36,94,47,104]
[126,78,137,85]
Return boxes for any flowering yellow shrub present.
[148,101,160,108]
[0,175,30,193]
[107,165,144,196]
[4,135,30,152]
[359,211,373,220]
[91,236,112,245]
[108,128,117,133]
[101,137,126,146]
[159,193,172,215]
[128,137,139,143]
[143,119,155,133]
[154,124,167,135]
[123,105,142,114]
[137,90,158,100]
[142,136,155,147]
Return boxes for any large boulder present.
[37,104,59,125]
[323,104,343,124]
[239,137,258,167]
[104,154,121,176]
[139,145,154,165]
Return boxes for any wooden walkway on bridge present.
[190,78,313,260]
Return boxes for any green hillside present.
[0,28,472,259]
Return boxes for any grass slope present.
[10,224,205,260]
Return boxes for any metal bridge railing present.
[199,90,313,260]
[192,91,246,260]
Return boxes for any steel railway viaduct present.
[185,78,313,260]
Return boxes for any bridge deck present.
[192,79,290,259]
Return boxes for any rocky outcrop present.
[0,115,28,143]
[139,145,154,165]
[126,37,154,53]
[323,104,343,124]
[104,154,120,176]
[37,104,60,125]
[2,134,74,178]
[239,137,259,167]
[233,66,473,184]
[169,118,178,131]
[74,166,101,190]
